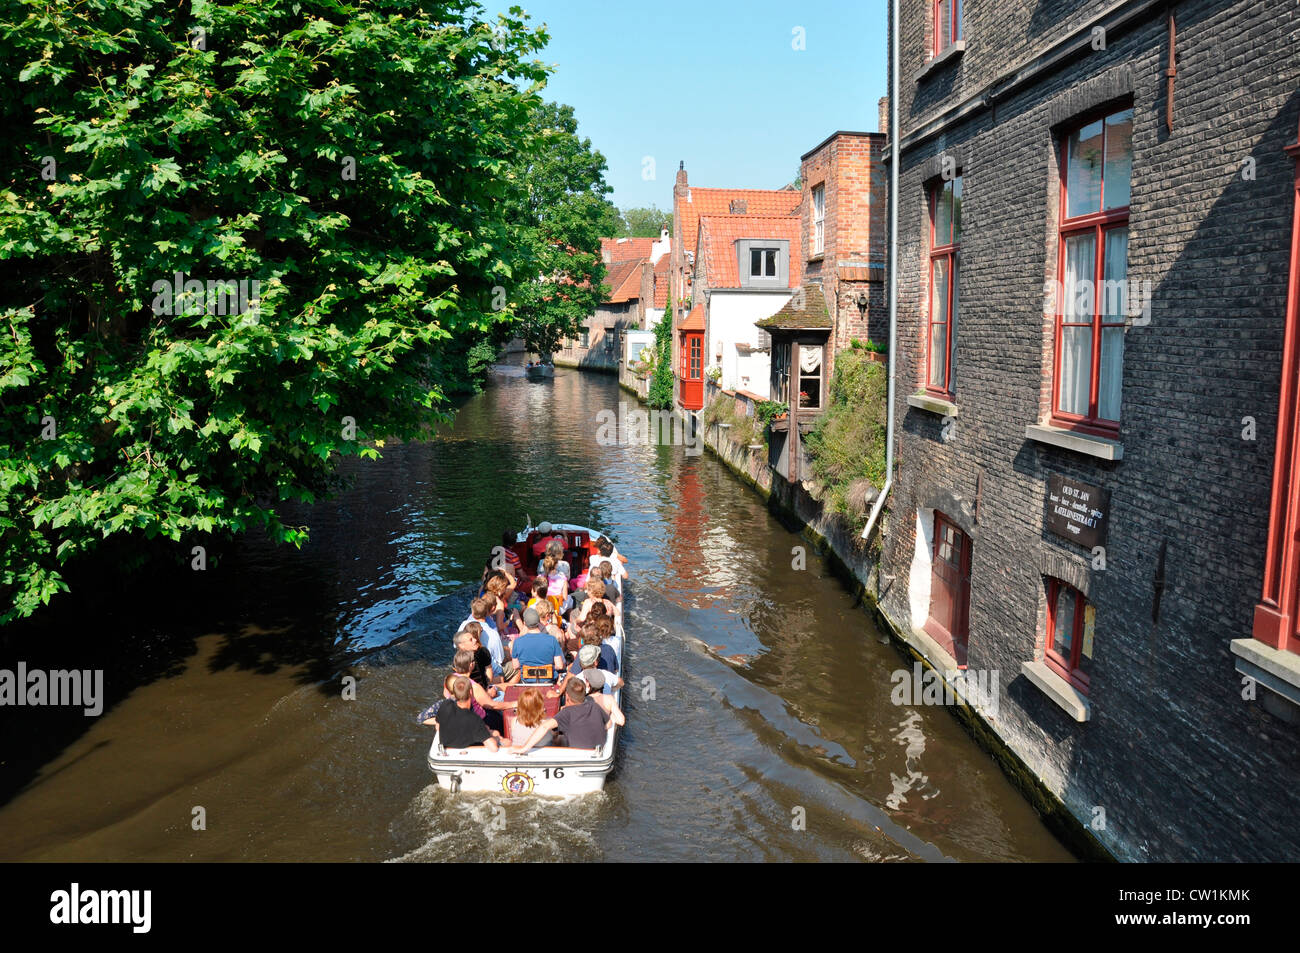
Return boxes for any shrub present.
[803,350,887,526]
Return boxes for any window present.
[812,185,825,256]
[1045,579,1093,692]
[798,343,823,409]
[927,175,961,395]
[578,328,590,348]
[933,0,962,56]
[1055,107,1133,432]
[750,247,778,278]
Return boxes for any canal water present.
[0,366,1073,862]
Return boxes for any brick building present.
[669,167,801,408]
[875,0,1300,861]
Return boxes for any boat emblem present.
[501,771,534,795]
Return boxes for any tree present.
[501,101,618,357]
[617,205,671,238]
[0,0,554,621]
[647,312,675,409]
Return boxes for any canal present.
[0,366,1074,862]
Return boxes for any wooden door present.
[926,512,971,667]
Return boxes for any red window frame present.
[926,175,960,396]
[689,335,702,380]
[1052,107,1133,434]
[933,0,962,57]
[1045,578,1091,693]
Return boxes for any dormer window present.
[750,248,778,278]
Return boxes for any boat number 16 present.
[542,768,565,779]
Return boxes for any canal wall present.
[612,373,1109,860]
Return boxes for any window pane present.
[1066,120,1104,218]
[935,182,953,245]
[765,249,777,277]
[1062,233,1096,323]
[1099,326,1123,422]
[1059,326,1092,416]
[751,249,761,277]
[799,377,821,408]
[1053,586,1076,661]
[929,323,948,389]
[1079,603,1095,679]
[1102,227,1129,320]
[949,258,959,388]
[937,0,950,49]
[951,176,962,244]
[1103,109,1134,210]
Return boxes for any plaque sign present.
[1044,473,1110,549]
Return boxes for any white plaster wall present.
[708,291,790,397]
[645,308,664,329]
[909,508,935,631]
[651,233,670,265]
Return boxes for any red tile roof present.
[697,214,803,289]
[653,254,671,308]
[603,259,642,303]
[678,187,802,259]
[601,236,656,262]
[680,302,705,331]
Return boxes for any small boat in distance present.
[524,360,554,380]
[427,522,625,795]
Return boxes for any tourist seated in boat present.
[533,599,566,645]
[418,673,478,726]
[481,569,522,636]
[509,687,554,749]
[571,577,616,640]
[593,561,621,604]
[591,536,629,582]
[460,597,506,682]
[451,649,515,732]
[498,532,524,576]
[575,611,619,674]
[557,644,623,700]
[436,676,503,752]
[455,624,498,688]
[511,678,623,754]
[510,607,565,683]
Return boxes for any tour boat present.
[427,522,625,796]
[524,361,554,380]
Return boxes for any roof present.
[680,302,705,331]
[677,187,801,259]
[755,283,832,330]
[698,214,802,289]
[601,236,656,262]
[604,259,642,303]
[653,254,670,308]
[799,130,882,161]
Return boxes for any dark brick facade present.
[879,0,1300,861]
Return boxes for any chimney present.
[729,199,748,214]
[675,160,687,187]
[878,96,889,137]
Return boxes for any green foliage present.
[754,400,789,428]
[803,351,888,526]
[614,205,671,238]
[700,395,763,448]
[647,315,674,409]
[0,0,565,621]
[503,101,619,357]
[849,337,888,354]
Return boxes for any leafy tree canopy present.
[613,205,671,239]
[0,0,585,621]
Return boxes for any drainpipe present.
[862,0,899,543]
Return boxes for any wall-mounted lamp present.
[856,291,869,317]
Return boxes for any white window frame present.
[812,184,825,256]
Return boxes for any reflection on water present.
[0,365,1075,862]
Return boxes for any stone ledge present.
[1230,638,1300,708]
[908,392,958,417]
[1025,423,1123,460]
[914,40,966,83]
[1021,659,1091,722]
[902,624,961,676]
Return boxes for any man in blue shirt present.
[510,607,564,683]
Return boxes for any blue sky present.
[484,0,888,212]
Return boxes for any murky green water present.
[0,365,1073,861]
